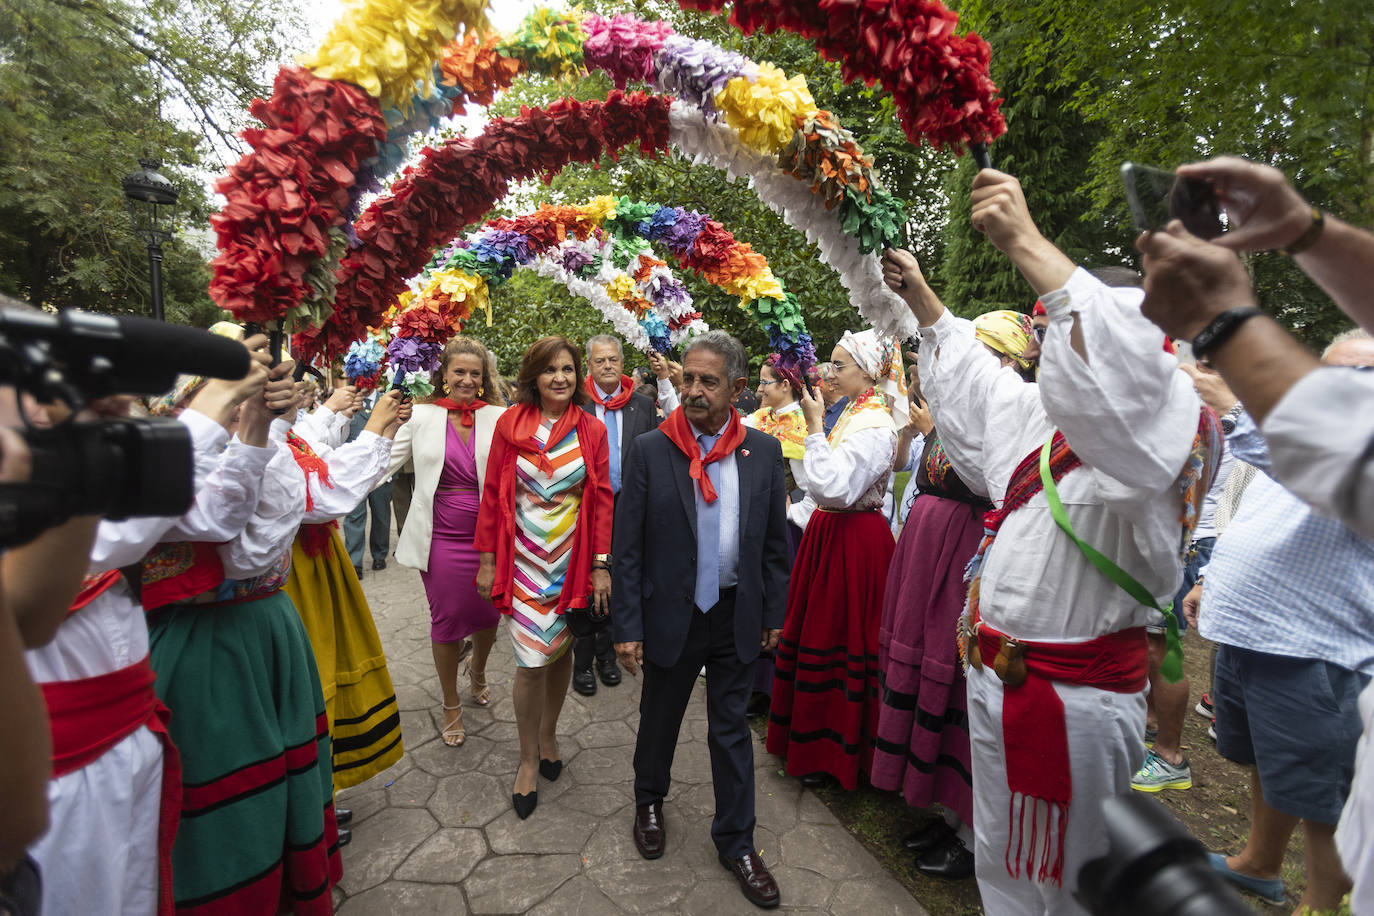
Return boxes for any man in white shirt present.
[882,168,1214,915]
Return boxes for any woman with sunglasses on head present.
[766,330,905,792]
[389,337,506,749]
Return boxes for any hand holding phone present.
[1122,162,1224,240]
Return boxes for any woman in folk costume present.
[22,333,277,916]
[389,337,506,748]
[767,328,904,790]
[871,311,1036,880]
[280,385,410,794]
[475,336,613,819]
[146,354,344,915]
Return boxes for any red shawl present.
[660,406,745,503]
[473,402,613,616]
[584,375,634,411]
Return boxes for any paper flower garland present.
[343,336,387,390]
[676,0,1005,150]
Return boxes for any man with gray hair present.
[613,330,791,907]
[575,333,660,695]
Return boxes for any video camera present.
[0,306,251,549]
[1077,794,1252,916]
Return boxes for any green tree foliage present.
[943,0,1373,343]
[0,0,302,323]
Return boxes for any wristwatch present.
[1191,307,1265,360]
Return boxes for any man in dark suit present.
[574,334,658,696]
[344,389,393,576]
[613,330,790,908]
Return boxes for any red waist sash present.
[974,624,1148,887]
[42,659,182,916]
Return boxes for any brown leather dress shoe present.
[718,850,780,908]
[633,802,665,860]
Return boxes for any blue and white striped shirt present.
[1198,412,1374,674]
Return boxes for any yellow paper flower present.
[303,0,490,109]
[723,271,785,303]
[582,195,618,226]
[605,274,637,302]
[715,63,819,154]
[429,270,492,325]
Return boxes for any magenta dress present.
[419,420,501,643]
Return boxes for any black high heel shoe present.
[513,790,538,820]
[539,758,563,781]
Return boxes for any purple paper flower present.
[343,165,382,247]
[646,275,691,311]
[654,35,751,115]
[387,336,442,375]
[659,208,707,256]
[559,246,595,273]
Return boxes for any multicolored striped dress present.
[508,419,585,668]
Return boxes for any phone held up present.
[1120,162,1225,240]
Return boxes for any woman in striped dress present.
[475,336,613,819]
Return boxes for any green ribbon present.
[1038,436,1185,683]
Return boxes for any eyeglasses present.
[831,361,858,372]
[1033,326,1047,343]
[758,379,780,387]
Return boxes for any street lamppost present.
[122,159,179,322]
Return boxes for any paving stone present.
[479,720,519,743]
[796,789,837,824]
[338,807,438,894]
[575,719,637,748]
[768,865,837,910]
[559,784,634,817]
[485,799,599,854]
[754,779,802,834]
[477,738,523,777]
[464,854,582,914]
[393,828,487,884]
[429,771,511,827]
[526,875,623,916]
[399,709,439,752]
[386,766,438,807]
[334,784,388,825]
[583,816,698,913]
[567,744,635,785]
[675,878,777,915]
[829,877,930,916]
[408,733,494,778]
[336,880,469,915]
[779,824,880,881]
[395,682,439,711]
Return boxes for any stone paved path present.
[334,557,929,915]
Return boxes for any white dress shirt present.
[788,425,895,530]
[283,416,394,523]
[919,268,1201,641]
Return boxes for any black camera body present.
[0,307,250,549]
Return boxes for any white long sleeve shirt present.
[280,417,395,523]
[919,268,1201,641]
[788,425,896,530]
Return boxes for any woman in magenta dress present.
[391,337,506,746]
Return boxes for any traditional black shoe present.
[901,820,954,854]
[353,565,363,578]
[335,806,354,826]
[633,802,665,860]
[746,691,772,717]
[336,827,352,848]
[799,773,829,789]
[372,558,387,570]
[916,835,974,880]
[513,790,538,820]
[572,667,597,696]
[597,657,622,686]
[718,850,781,908]
[539,758,563,782]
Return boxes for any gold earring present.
[478,385,485,396]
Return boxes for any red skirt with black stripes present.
[766,508,894,789]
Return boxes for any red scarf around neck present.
[584,374,634,411]
[499,401,581,476]
[286,430,331,512]
[433,396,487,428]
[660,406,746,503]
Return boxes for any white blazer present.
[389,402,505,572]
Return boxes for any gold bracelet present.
[1277,206,1325,257]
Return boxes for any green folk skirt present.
[149,590,342,914]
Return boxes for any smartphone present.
[1121,162,1224,239]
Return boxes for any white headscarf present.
[836,328,907,426]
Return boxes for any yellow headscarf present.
[974,310,1034,370]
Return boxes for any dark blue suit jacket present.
[612,425,791,668]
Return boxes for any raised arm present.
[1037,269,1201,491]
